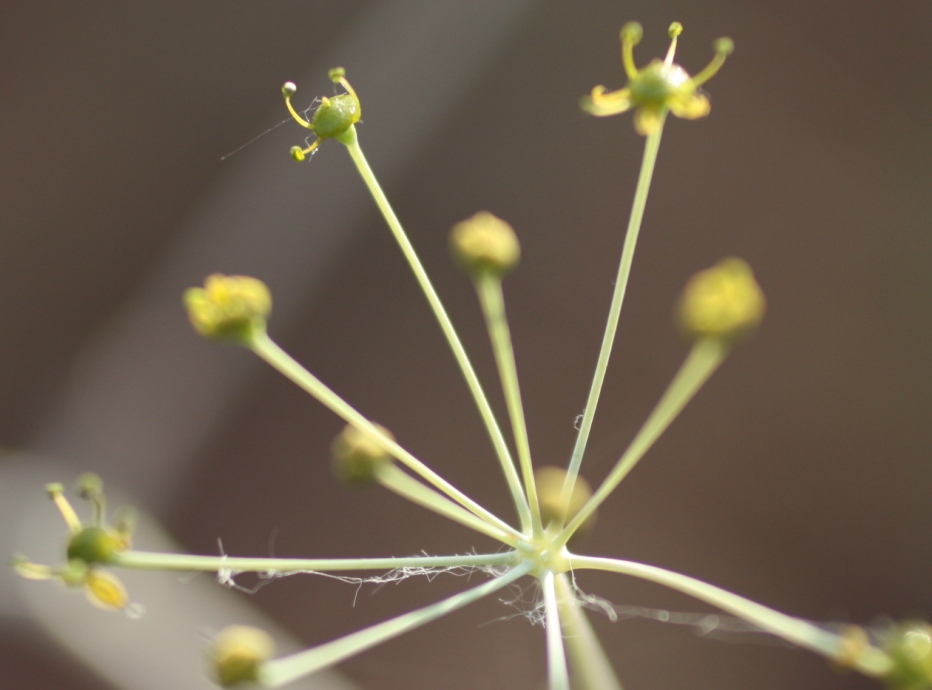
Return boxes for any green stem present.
[567,555,894,679]
[560,118,666,520]
[557,338,726,547]
[554,573,623,690]
[250,333,521,542]
[475,273,542,537]
[260,562,533,687]
[542,571,570,690]
[114,550,516,573]
[376,464,518,545]
[341,129,532,533]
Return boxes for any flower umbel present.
[16,21,923,690]
[583,21,734,135]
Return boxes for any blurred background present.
[2,0,932,688]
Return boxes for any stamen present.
[692,37,734,87]
[665,22,683,66]
[620,22,642,81]
[46,483,81,534]
[282,82,314,129]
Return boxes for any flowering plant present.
[14,21,931,690]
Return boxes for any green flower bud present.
[184,274,272,344]
[535,466,596,541]
[209,625,276,687]
[449,212,521,277]
[331,424,394,486]
[66,526,124,565]
[678,258,765,342]
[884,621,932,690]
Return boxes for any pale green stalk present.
[475,273,542,537]
[560,116,667,519]
[568,554,894,678]
[557,338,726,547]
[376,464,518,545]
[260,562,533,687]
[114,550,516,573]
[554,573,623,690]
[542,571,570,690]
[340,129,532,533]
[250,332,522,542]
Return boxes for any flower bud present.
[535,466,596,540]
[331,424,394,486]
[67,526,124,565]
[208,625,276,687]
[184,274,272,344]
[883,621,932,689]
[678,258,765,342]
[449,212,521,278]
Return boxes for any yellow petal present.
[634,106,663,135]
[582,86,632,117]
[670,93,711,120]
[84,570,128,610]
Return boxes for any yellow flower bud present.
[449,212,521,278]
[331,423,394,486]
[184,274,272,344]
[535,466,596,540]
[84,569,129,610]
[678,258,765,342]
[208,625,276,687]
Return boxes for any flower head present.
[13,477,132,611]
[283,68,361,161]
[678,257,766,342]
[582,21,733,135]
[184,274,272,344]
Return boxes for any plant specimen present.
[13,20,932,690]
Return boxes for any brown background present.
[2,0,932,688]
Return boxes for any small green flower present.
[283,67,361,161]
[13,478,132,611]
[582,21,733,135]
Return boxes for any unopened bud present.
[450,212,521,277]
[209,625,276,687]
[678,258,765,342]
[331,424,394,486]
[184,274,272,344]
[535,466,596,541]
